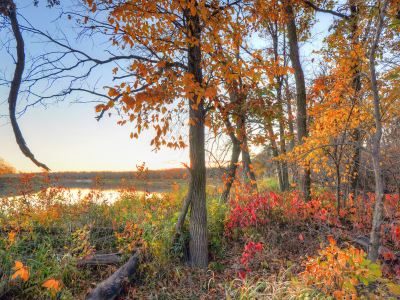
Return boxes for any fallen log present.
[76,253,124,265]
[85,252,140,300]
[347,232,400,259]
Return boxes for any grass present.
[258,177,280,191]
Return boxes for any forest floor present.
[1,173,400,299]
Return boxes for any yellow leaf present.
[368,293,377,300]
[107,100,114,108]
[387,283,400,295]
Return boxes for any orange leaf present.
[333,290,343,300]
[42,278,62,295]
[11,262,30,282]
[349,278,358,286]
[12,261,23,270]
[95,104,104,113]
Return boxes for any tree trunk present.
[268,123,284,192]
[336,163,341,212]
[269,21,289,191]
[186,8,208,268]
[279,121,290,191]
[349,129,361,197]
[236,112,257,190]
[284,3,311,201]
[367,0,388,263]
[241,135,257,190]
[285,77,296,152]
[349,2,362,199]
[284,76,297,186]
[172,183,193,246]
[221,118,241,202]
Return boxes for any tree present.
[0,0,274,267]
[367,0,389,263]
[283,1,311,201]
[263,18,290,191]
[294,0,400,261]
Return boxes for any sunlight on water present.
[0,184,169,204]
[60,188,165,204]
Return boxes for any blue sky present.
[0,0,334,173]
[1,0,192,172]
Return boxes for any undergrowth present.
[1,173,400,299]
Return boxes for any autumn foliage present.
[3,0,400,298]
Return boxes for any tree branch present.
[6,2,50,171]
[304,1,349,20]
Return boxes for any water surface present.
[0,179,171,202]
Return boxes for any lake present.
[0,179,172,202]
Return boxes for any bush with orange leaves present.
[300,235,400,299]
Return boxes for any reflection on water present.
[0,180,171,202]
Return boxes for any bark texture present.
[221,117,241,202]
[285,3,311,200]
[85,253,139,300]
[285,77,296,152]
[76,253,123,265]
[269,22,290,191]
[186,7,208,267]
[367,0,388,263]
[241,135,257,190]
[279,120,290,191]
[237,112,257,190]
[349,1,362,198]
